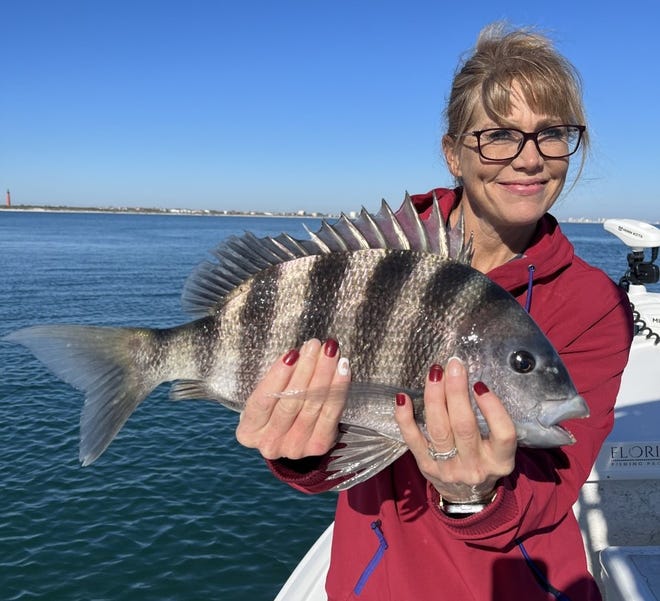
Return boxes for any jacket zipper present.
[353,520,388,595]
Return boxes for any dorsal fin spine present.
[336,213,371,249]
[302,223,333,253]
[354,207,387,248]
[378,199,409,249]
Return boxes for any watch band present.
[441,501,490,515]
[439,492,497,517]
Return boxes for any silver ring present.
[427,446,458,461]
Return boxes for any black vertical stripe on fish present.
[350,251,422,379]
[236,266,281,395]
[296,252,352,344]
[399,261,479,388]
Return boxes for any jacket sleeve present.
[265,454,347,494]
[425,275,634,546]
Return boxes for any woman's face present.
[443,82,570,230]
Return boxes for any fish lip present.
[543,424,577,446]
[537,394,589,428]
[516,421,577,447]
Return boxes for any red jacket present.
[270,188,634,600]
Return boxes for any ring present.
[427,446,458,461]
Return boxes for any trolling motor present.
[604,219,660,344]
[604,219,660,289]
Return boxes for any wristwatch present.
[439,492,497,517]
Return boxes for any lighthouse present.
[5,190,10,207]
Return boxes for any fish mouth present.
[516,421,577,447]
[537,394,589,428]
[515,395,589,447]
[517,421,578,448]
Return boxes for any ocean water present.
[0,211,656,600]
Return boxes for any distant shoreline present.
[0,204,335,219]
[0,204,651,225]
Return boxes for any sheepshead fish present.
[3,194,588,490]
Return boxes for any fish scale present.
[2,194,589,487]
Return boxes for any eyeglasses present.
[466,124,586,161]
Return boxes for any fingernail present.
[447,356,464,376]
[283,349,300,366]
[429,364,444,382]
[473,381,489,396]
[301,339,320,356]
[395,393,407,407]
[337,357,350,377]
[324,338,339,358]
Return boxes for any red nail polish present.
[473,381,489,396]
[429,364,444,382]
[283,349,300,366]
[395,393,407,407]
[324,338,339,358]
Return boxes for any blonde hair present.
[445,23,589,155]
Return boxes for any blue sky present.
[2,0,658,220]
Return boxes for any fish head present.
[455,295,589,447]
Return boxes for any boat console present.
[577,219,660,600]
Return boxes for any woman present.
[236,24,633,600]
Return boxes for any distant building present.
[6,189,10,207]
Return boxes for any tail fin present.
[3,325,162,466]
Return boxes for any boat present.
[577,219,660,600]
[275,218,660,601]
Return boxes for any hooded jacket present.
[269,188,634,600]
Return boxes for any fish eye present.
[509,350,536,373]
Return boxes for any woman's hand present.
[236,339,350,460]
[394,357,517,502]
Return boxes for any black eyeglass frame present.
[467,124,586,161]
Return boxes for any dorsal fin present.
[181,194,471,317]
